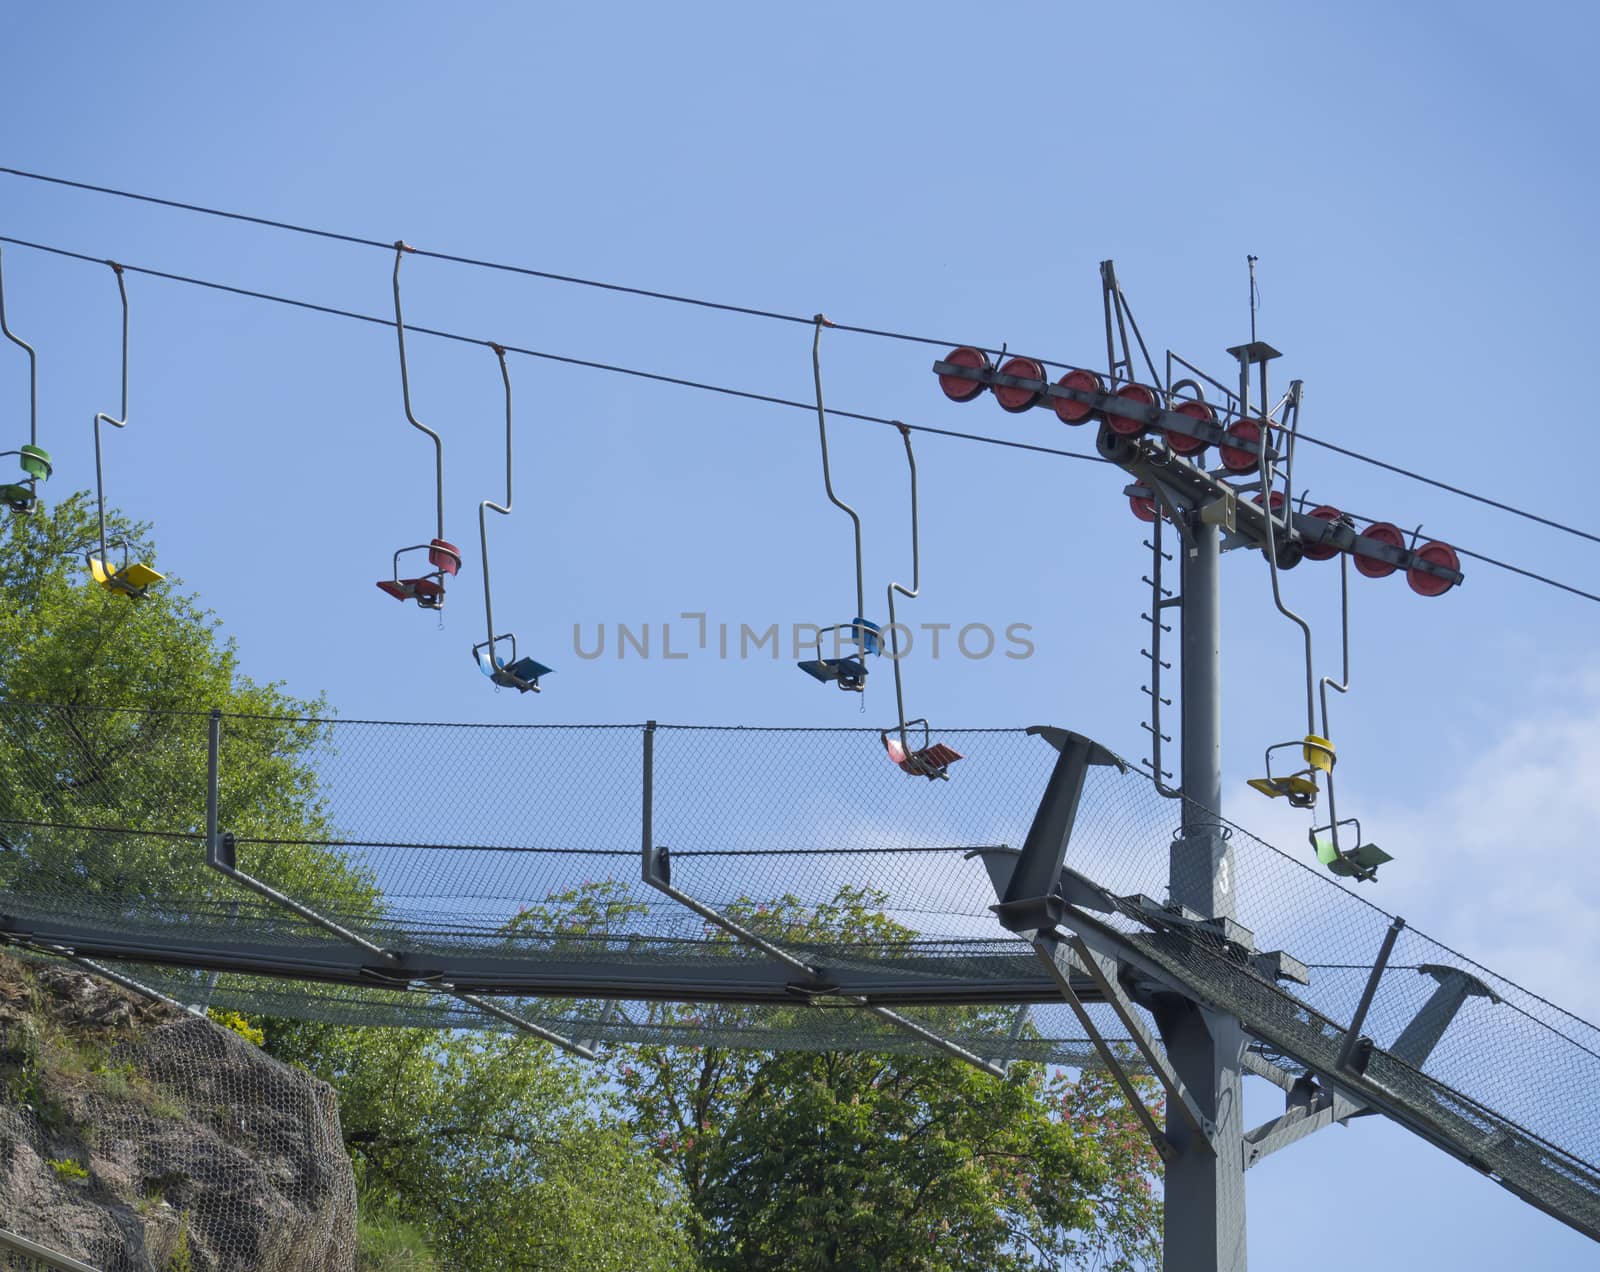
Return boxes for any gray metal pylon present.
[1160,429,1247,1271]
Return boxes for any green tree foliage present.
[516,884,1163,1270]
[0,494,376,921]
[269,1022,700,1272]
[0,496,699,1270]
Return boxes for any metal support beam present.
[64,955,197,1016]
[0,913,1092,1005]
[1390,964,1499,1069]
[1243,1086,1363,1169]
[1241,1049,1301,1093]
[1068,933,1214,1153]
[1032,930,1176,1163]
[204,710,596,1058]
[995,727,1123,913]
[1161,509,1248,1272]
[639,724,1006,1078]
[442,987,597,1060]
[0,1227,100,1272]
[1337,916,1405,1072]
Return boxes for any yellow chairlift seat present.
[1249,734,1336,808]
[1246,773,1320,806]
[89,556,165,598]
[1302,735,1336,774]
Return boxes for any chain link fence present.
[1,703,1598,1234]
[0,952,355,1272]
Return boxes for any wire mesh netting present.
[1,702,1598,1238]
[0,954,355,1271]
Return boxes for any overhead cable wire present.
[0,233,1105,466]
[1,231,1595,606]
[6,165,1598,548]
[0,165,966,351]
[1299,432,1600,548]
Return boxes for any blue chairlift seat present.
[852,617,882,656]
[476,647,552,693]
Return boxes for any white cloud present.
[1363,693,1600,1022]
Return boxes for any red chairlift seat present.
[883,732,963,780]
[377,576,445,607]
[428,539,462,576]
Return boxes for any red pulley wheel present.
[1219,418,1265,473]
[1407,541,1460,597]
[1129,493,1158,523]
[994,356,1046,413]
[1167,399,1213,456]
[1302,505,1344,561]
[1054,368,1103,425]
[938,346,991,403]
[1353,521,1405,578]
[1108,383,1157,437]
[1250,490,1286,513]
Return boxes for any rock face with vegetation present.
[0,953,356,1271]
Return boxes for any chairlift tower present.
[932,260,1464,1271]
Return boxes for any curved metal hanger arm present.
[0,245,38,449]
[1250,361,1316,736]
[93,262,129,568]
[886,423,920,749]
[393,241,445,542]
[479,343,513,663]
[812,315,864,619]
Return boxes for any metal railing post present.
[1338,916,1406,1071]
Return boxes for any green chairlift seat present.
[1316,836,1393,881]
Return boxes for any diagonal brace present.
[443,987,597,1060]
[203,711,597,1058]
[638,723,1003,1077]
[1065,931,1215,1155]
[644,843,1005,1078]
[1031,930,1176,1162]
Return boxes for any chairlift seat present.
[1302,735,1336,775]
[18,446,51,481]
[0,483,34,513]
[851,618,883,657]
[798,656,867,691]
[888,740,964,780]
[428,539,462,576]
[1318,838,1393,880]
[476,647,552,693]
[89,557,164,597]
[377,577,444,605]
[1247,774,1319,808]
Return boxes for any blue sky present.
[4,2,1598,1265]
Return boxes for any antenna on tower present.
[1248,254,1259,343]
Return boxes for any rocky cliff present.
[0,954,356,1271]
